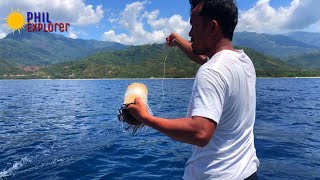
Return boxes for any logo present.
[4,9,70,33]
[5,9,27,33]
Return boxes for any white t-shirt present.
[183,50,260,180]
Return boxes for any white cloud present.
[108,18,118,23]
[304,20,320,32]
[104,30,136,44]
[67,28,88,39]
[284,0,320,29]
[74,5,104,25]
[102,1,190,45]
[68,31,78,39]
[237,0,320,33]
[0,24,8,39]
[0,31,6,39]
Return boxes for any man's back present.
[184,50,259,180]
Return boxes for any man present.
[127,0,259,179]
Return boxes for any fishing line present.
[153,45,170,110]
[160,53,168,106]
[155,45,181,110]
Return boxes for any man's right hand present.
[165,32,207,65]
[166,32,180,47]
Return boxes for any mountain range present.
[0,29,127,66]
[233,31,320,58]
[42,44,312,79]
[0,30,320,78]
[285,31,320,48]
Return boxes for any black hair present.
[190,0,238,40]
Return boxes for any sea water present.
[0,79,319,179]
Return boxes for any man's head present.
[189,0,238,55]
[190,0,238,40]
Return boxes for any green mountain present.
[43,44,197,78]
[1,30,319,66]
[287,52,320,70]
[41,44,316,79]
[0,30,127,66]
[234,32,319,58]
[1,31,320,78]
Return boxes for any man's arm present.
[166,33,207,65]
[127,97,217,147]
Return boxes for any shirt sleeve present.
[191,68,227,124]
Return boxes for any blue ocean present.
[0,79,319,180]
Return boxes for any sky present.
[0,0,319,45]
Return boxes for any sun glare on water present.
[5,9,27,33]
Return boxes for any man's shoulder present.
[198,50,255,82]
[199,51,236,74]
[212,49,251,62]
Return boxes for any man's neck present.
[207,38,235,58]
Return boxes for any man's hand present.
[127,97,151,123]
[166,32,180,47]
[165,32,207,65]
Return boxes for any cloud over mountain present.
[237,0,320,33]
[102,1,190,45]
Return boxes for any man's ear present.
[209,20,219,34]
